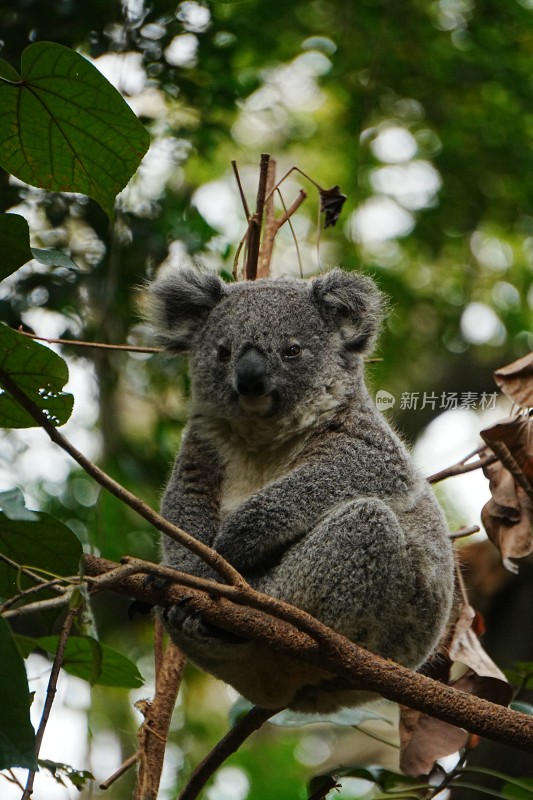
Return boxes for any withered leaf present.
[448,603,510,695]
[319,185,347,228]
[481,415,533,486]
[480,417,533,561]
[493,352,533,409]
[399,705,468,776]
[399,604,512,776]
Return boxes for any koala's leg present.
[256,497,431,669]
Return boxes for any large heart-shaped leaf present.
[0,42,150,219]
[0,324,73,428]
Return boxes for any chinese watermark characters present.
[375,390,498,412]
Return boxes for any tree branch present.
[84,553,533,755]
[22,608,76,800]
[245,153,270,280]
[135,624,186,800]
[178,706,280,800]
[0,368,242,588]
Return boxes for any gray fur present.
[146,267,454,712]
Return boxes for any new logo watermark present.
[375,390,498,412]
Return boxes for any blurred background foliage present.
[1,0,533,797]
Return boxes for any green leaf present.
[0,213,33,279]
[0,617,37,770]
[39,760,94,790]
[270,705,389,728]
[24,635,144,688]
[0,494,82,598]
[510,701,533,716]
[31,248,79,270]
[0,42,150,220]
[503,778,533,799]
[0,324,73,428]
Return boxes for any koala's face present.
[147,268,383,422]
[191,282,332,420]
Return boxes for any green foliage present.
[0,214,33,279]
[16,634,144,688]
[0,617,37,771]
[0,1,533,797]
[0,488,82,598]
[39,760,94,791]
[0,42,150,219]
[0,325,73,428]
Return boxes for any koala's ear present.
[311,269,384,353]
[145,268,226,352]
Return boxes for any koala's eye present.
[283,344,302,360]
[217,344,231,362]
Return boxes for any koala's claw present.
[164,602,249,645]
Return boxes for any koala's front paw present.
[163,600,251,655]
[214,519,258,573]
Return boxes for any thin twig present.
[2,593,72,619]
[276,187,304,278]
[99,752,140,790]
[179,706,280,800]
[17,328,161,354]
[231,160,250,220]
[0,368,243,588]
[448,524,480,541]
[0,552,53,587]
[427,451,497,484]
[245,153,270,280]
[22,608,76,800]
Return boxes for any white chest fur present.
[219,437,306,517]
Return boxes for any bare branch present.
[245,153,270,280]
[179,706,280,800]
[448,524,480,541]
[427,451,497,484]
[0,368,243,587]
[231,160,250,220]
[16,328,161,354]
[84,553,533,755]
[22,608,76,800]
[135,630,186,800]
[99,753,139,790]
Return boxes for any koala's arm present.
[213,425,417,573]
[161,426,223,580]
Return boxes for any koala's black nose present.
[235,348,268,396]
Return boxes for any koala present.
[146,267,455,712]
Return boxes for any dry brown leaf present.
[399,603,512,776]
[480,416,533,563]
[399,706,468,776]
[481,415,533,487]
[447,603,512,707]
[493,351,533,408]
[319,185,347,228]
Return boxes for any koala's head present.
[146,268,383,421]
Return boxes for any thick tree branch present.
[84,553,533,755]
[135,625,186,800]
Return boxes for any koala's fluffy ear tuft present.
[311,269,385,354]
[145,268,226,352]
